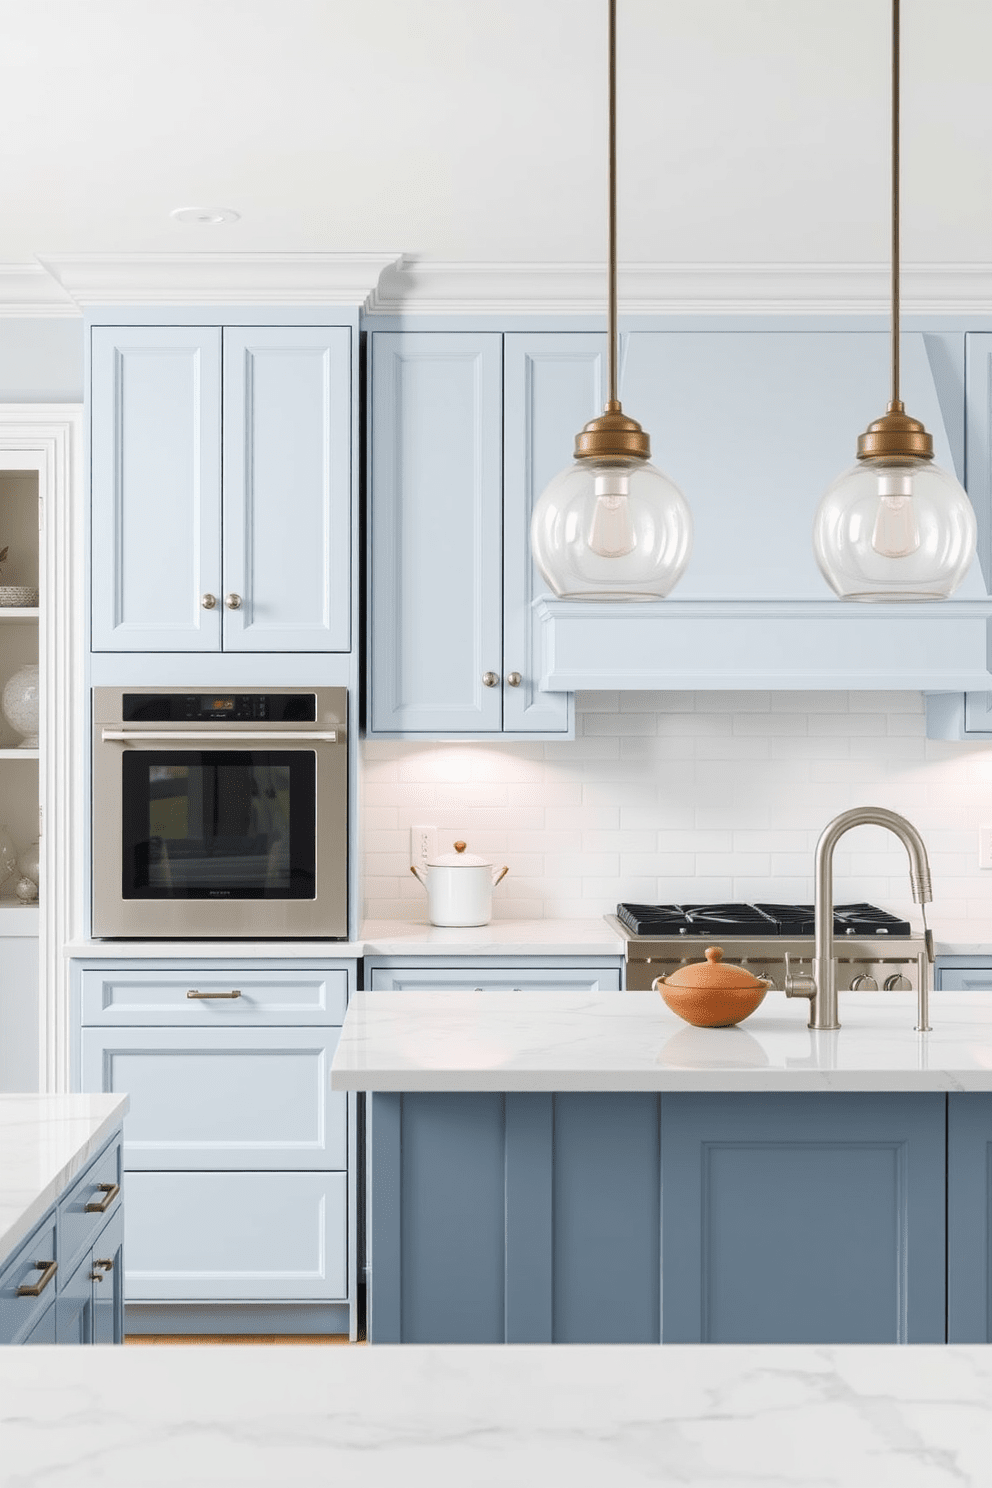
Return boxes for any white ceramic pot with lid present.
[410,841,509,927]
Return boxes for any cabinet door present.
[81,1026,346,1170]
[503,335,602,733]
[91,1206,124,1344]
[22,1297,56,1344]
[660,1092,946,1343]
[370,333,503,733]
[91,326,222,651]
[223,327,351,652]
[124,1170,347,1301]
[948,1094,992,1341]
[56,1251,94,1344]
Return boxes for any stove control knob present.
[850,973,878,991]
[883,973,912,992]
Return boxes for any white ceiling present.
[2,0,991,273]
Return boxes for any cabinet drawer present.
[368,965,622,992]
[936,969,992,992]
[80,967,349,1026]
[0,1211,58,1345]
[60,1135,123,1282]
[124,1170,347,1301]
[81,1028,346,1170]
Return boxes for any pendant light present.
[813,0,976,602]
[530,0,692,601]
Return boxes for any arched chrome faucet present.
[785,807,933,1032]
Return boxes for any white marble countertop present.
[61,918,625,961]
[331,988,992,1092]
[0,1094,129,1267]
[3,1343,992,1486]
[360,916,625,957]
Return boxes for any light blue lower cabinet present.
[369,1092,947,1344]
[124,1171,347,1303]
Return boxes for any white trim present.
[369,260,992,315]
[0,406,83,1093]
[35,253,403,308]
[0,265,78,318]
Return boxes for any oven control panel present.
[122,693,317,723]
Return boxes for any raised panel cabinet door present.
[56,1251,95,1344]
[223,327,352,652]
[661,1092,946,1344]
[948,1094,992,1341]
[91,1206,125,1345]
[124,1170,347,1301]
[370,333,503,734]
[503,334,603,732]
[91,326,222,651]
[80,1027,346,1170]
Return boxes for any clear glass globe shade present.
[813,457,977,602]
[530,457,693,601]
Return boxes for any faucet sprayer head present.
[910,868,933,905]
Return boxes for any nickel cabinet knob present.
[201,593,217,610]
[482,671,499,688]
[225,593,243,611]
[507,672,522,687]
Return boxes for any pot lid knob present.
[705,947,723,964]
[454,841,467,853]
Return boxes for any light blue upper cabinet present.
[222,328,351,652]
[369,333,504,734]
[503,335,602,733]
[91,327,223,652]
[91,324,352,653]
[926,333,992,737]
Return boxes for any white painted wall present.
[363,691,991,944]
[3,0,992,266]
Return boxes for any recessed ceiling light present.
[170,207,241,225]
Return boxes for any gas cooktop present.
[615,901,913,938]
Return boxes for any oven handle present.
[100,729,342,745]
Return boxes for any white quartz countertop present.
[331,988,992,1093]
[3,1343,992,1486]
[0,1094,129,1267]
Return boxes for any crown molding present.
[369,260,992,315]
[0,265,78,317]
[34,252,404,308]
[4,256,992,317]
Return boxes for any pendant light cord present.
[890,0,901,411]
[607,0,619,410]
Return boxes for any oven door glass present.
[120,750,316,900]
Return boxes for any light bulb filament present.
[871,471,920,559]
[587,470,637,557]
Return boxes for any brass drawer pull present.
[94,1258,115,1272]
[17,1259,57,1297]
[187,989,242,1000]
[85,1182,120,1214]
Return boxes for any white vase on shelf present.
[1,663,39,748]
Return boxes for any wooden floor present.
[126,1334,357,1346]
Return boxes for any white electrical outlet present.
[981,826,992,870]
[411,825,437,871]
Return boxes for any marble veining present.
[331,988,992,1092]
[0,1094,129,1266]
[3,1343,992,1486]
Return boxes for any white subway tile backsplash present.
[361,690,992,939]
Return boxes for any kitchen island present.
[331,989,992,1345]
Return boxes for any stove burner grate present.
[616,901,913,937]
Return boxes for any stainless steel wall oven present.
[93,687,348,938]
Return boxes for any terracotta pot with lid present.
[653,946,772,1028]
